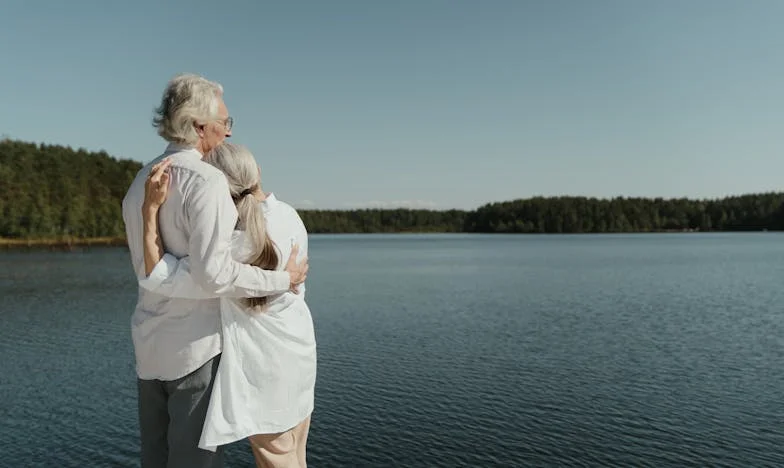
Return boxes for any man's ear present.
[195,123,205,137]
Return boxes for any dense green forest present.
[1,138,783,239]
[0,139,141,238]
[463,194,784,233]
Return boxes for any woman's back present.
[199,193,316,450]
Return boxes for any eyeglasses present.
[222,116,234,131]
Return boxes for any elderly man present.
[122,74,308,468]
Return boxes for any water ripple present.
[3,237,784,466]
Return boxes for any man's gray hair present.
[153,74,224,146]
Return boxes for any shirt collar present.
[164,143,202,158]
[261,192,277,213]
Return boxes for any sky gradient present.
[2,0,783,210]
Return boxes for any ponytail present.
[235,187,280,311]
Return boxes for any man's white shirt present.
[122,144,291,381]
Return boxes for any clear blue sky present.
[2,0,784,210]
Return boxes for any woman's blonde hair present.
[205,142,279,310]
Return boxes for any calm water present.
[1,233,784,467]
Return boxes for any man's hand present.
[285,244,308,292]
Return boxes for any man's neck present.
[194,141,206,157]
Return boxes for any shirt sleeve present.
[182,172,291,296]
[138,254,216,299]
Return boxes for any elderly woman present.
[141,143,316,468]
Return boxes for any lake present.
[1,233,783,467]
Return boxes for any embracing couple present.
[122,74,316,468]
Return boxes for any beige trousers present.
[248,416,311,468]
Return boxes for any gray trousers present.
[138,354,224,468]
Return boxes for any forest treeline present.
[2,138,783,238]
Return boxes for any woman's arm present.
[142,205,165,277]
[142,159,169,276]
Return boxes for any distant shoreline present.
[0,237,127,250]
[1,230,777,251]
